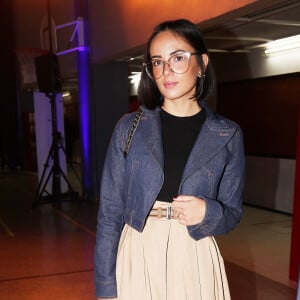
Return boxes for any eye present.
[172,53,186,63]
[152,60,163,67]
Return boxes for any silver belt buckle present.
[166,206,172,220]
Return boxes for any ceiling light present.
[63,91,71,98]
[264,34,300,55]
[128,72,141,85]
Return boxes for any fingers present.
[174,210,183,219]
[173,195,194,202]
[178,213,187,225]
[172,195,195,213]
[172,201,186,223]
[171,196,188,220]
[172,196,206,226]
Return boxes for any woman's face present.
[149,30,207,104]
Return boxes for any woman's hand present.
[172,195,206,226]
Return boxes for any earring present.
[197,73,206,78]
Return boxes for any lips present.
[163,81,178,88]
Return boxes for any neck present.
[161,99,201,117]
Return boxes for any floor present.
[0,168,298,300]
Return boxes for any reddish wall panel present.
[290,108,300,281]
[218,74,300,157]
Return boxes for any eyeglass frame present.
[143,51,200,80]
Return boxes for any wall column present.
[74,0,98,201]
[290,107,300,281]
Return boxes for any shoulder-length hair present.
[138,19,215,109]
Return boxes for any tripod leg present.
[57,164,75,192]
[32,142,55,207]
[57,141,81,189]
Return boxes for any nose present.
[162,62,173,76]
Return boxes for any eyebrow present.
[150,49,186,59]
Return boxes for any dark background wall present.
[92,61,129,191]
[0,0,21,169]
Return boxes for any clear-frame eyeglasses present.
[143,51,199,80]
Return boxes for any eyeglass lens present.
[147,52,192,79]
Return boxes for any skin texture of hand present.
[171,195,206,225]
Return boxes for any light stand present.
[32,92,79,207]
[32,0,80,207]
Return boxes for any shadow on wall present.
[243,156,295,214]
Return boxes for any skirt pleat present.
[116,201,230,300]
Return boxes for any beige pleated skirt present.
[116,201,231,300]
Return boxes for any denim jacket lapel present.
[139,111,164,172]
[181,109,237,183]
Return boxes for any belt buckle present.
[166,206,172,220]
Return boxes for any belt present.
[149,206,175,220]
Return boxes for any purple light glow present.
[77,48,92,194]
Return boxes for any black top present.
[157,108,206,202]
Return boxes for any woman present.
[94,19,245,300]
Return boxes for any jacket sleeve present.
[187,126,245,240]
[94,116,128,298]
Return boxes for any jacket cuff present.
[95,280,117,299]
[187,196,221,240]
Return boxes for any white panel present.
[214,48,300,83]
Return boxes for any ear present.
[201,54,209,69]
[197,54,209,76]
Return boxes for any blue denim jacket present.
[94,103,245,298]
